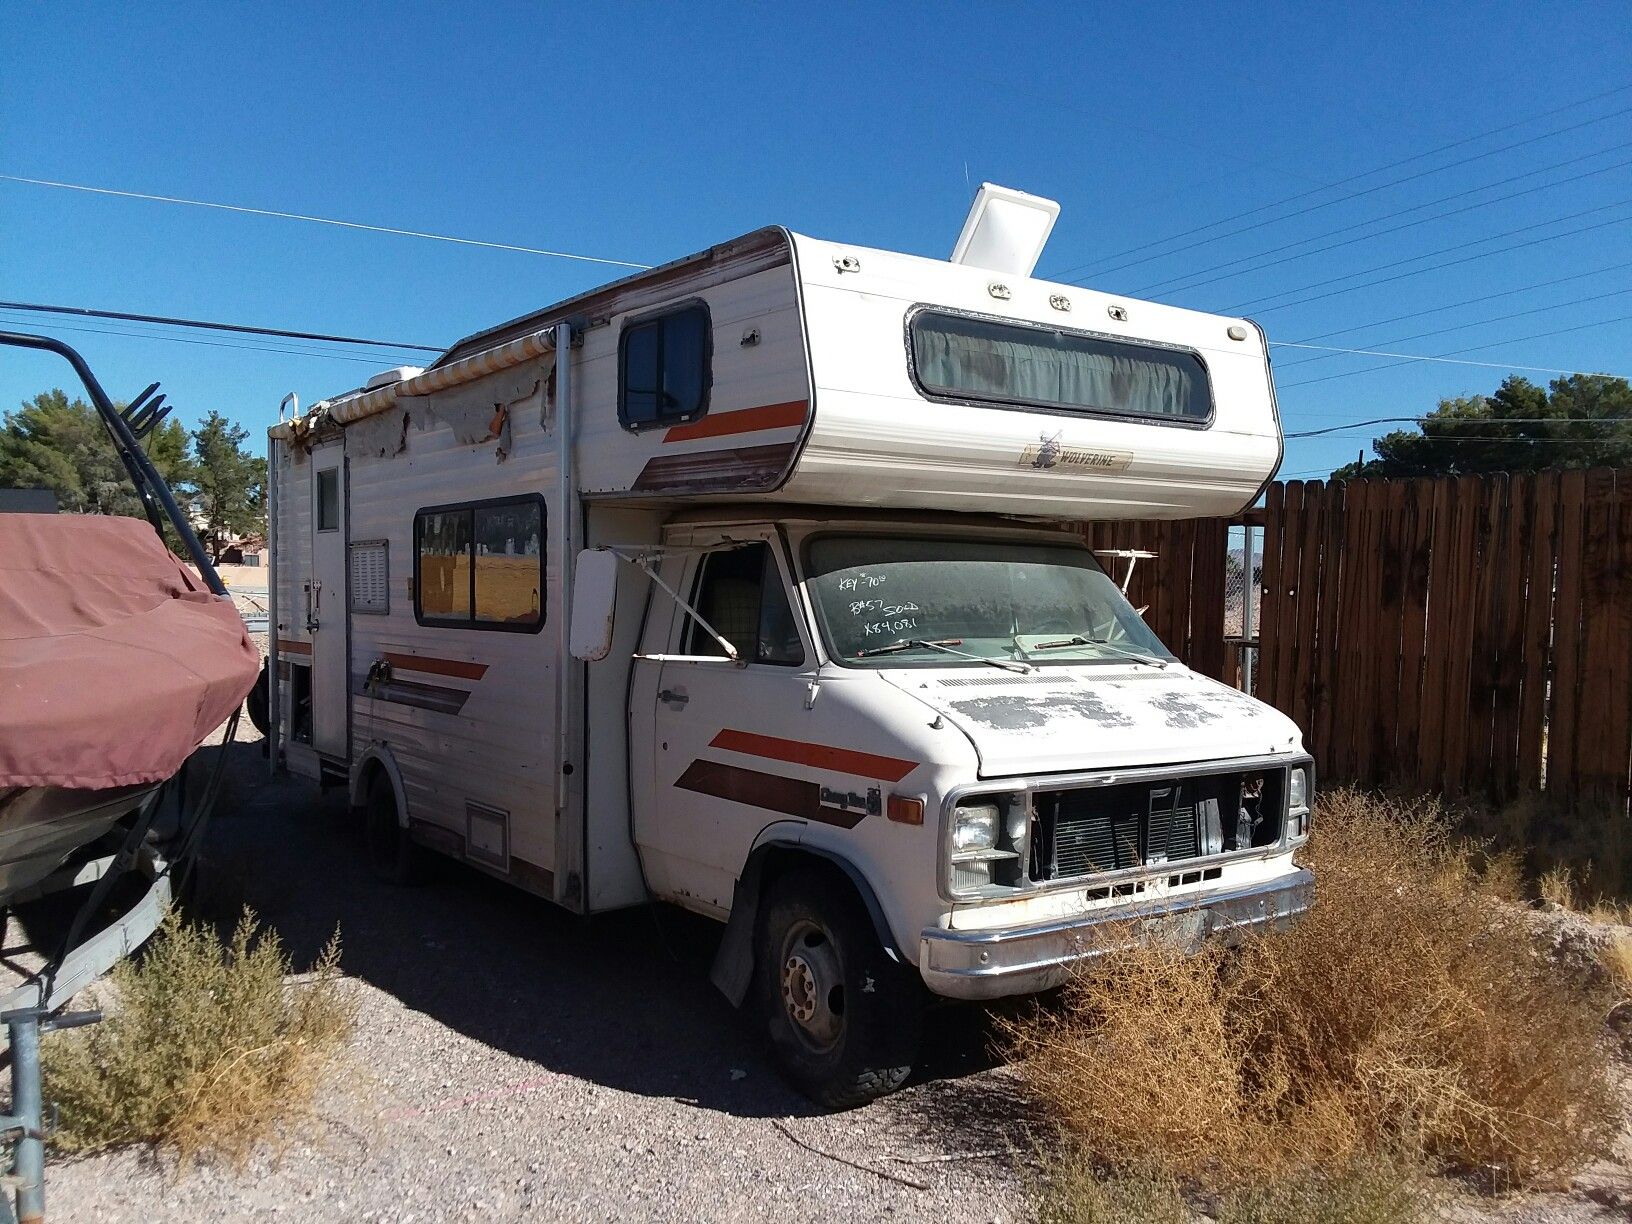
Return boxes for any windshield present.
[804,535,1174,668]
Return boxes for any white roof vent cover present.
[950,183,1060,278]
[365,366,424,390]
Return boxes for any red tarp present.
[0,514,260,789]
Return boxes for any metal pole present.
[7,1011,43,1224]
[552,324,575,903]
[268,401,290,778]
[1241,525,1258,694]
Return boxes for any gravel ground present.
[45,716,1039,1222]
[31,653,1632,1221]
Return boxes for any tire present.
[246,662,270,737]
[754,868,921,1109]
[364,772,428,885]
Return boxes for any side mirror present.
[569,548,619,661]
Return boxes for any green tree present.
[190,410,267,562]
[1333,374,1632,479]
[0,388,191,515]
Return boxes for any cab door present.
[636,533,815,912]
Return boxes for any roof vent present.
[365,366,424,390]
[951,183,1060,278]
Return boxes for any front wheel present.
[755,869,921,1109]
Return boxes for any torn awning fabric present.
[0,514,260,789]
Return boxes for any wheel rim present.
[779,918,845,1053]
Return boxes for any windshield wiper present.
[1032,635,1168,669]
[855,638,1032,673]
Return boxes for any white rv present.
[266,187,1313,1107]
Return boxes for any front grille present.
[1032,768,1285,882]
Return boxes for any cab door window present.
[686,542,804,666]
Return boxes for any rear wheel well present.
[351,757,387,813]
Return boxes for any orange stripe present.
[662,399,808,443]
[709,728,918,782]
[279,640,312,655]
[384,651,489,681]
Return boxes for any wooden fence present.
[1082,518,1233,683]
[1087,470,1632,808]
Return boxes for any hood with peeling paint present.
[879,664,1305,778]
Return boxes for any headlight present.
[952,803,999,851]
[1287,766,1312,842]
[1288,767,1308,812]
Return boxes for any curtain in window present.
[913,314,1207,420]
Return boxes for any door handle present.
[658,688,689,708]
[305,580,322,633]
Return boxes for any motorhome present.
[265,186,1313,1107]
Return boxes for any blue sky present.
[3,1,1629,481]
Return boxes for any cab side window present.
[686,542,804,666]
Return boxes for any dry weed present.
[1034,1147,1427,1224]
[1006,789,1618,1193]
[1034,1154,1189,1224]
[43,908,357,1163]
[1601,937,1632,996]
[1539,864,1580,911]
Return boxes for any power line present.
[1044,84,1632,280]
[0,174,653,271]
[0,314,422,367]
[1287,415,1632,439]
[1276,313,1632,389]
[1223,196,1632,312]
[1223,207,1632,315]
[0,300,441,352]
[1273,286,1632,368]
[1131,146,1632,297]
[1284,261,1632,345]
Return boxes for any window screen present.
[619,305,710,429]
[315,468,340,531]
[414,497,544,631]
[910,309,1212,424]
[686,543,803,666]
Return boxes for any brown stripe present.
[383,651,489,680]
[662,400,808,443]
[630,441,796,494]
[279,639,312,655]
[674,760,866,829]
[710,729,918,782]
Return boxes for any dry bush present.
[43,908,356,1163]
[1006,789,1618,1192]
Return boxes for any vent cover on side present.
[349,540,390,613]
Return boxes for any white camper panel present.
[342,362,566,899]
[780,233,1280,520]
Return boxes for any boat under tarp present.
[0,512,259,897]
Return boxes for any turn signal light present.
[887,794,925,825]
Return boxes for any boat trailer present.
[0,332,242,1223]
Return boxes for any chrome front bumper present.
[917,867,1315,1000]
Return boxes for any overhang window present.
[909,309,1212,424]
[619,304,710,430]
